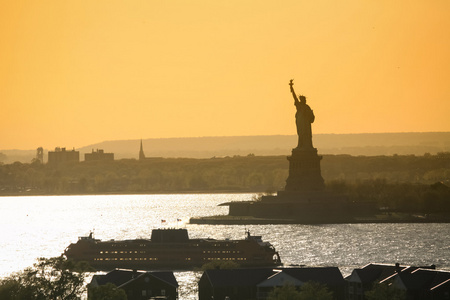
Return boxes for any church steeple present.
[139,139,146,160]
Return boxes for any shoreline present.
[189,214,450,225]
[0,190,258,198]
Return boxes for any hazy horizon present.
[2,132,450,165]
[2,1,450,150]
[1,131,449,152]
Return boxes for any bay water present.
[1,194,449,299]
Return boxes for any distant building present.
[139,139,146,160]
[139,139,161,160]
[84,149,114,161]
[89,269,178,300]
[47,147,79,165]
[35,147,44,163]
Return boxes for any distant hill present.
[1,132,450,163]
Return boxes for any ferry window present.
[161,289,166,296]
[142,290,147,296]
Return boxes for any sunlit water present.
[1,194,449,299]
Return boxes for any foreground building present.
[381,266,450,300]
[198,267,345,300]
[89,269,178,300]
[346,263,407,300]
[346,263,450,300]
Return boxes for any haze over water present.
[1,194,449,299]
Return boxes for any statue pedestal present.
[285,147,325,192]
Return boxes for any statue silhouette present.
[289,79,315,149]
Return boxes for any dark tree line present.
[1,153,449,213]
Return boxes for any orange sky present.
[1,1,450,150]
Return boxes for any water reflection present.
[1,194,449,299]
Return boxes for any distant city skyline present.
[2,1,450,150]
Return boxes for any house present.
[257,267,345,300]
[430,278,450,300]
[199,268,275,300]
[198,267,345,300]
[385,268,450,300]
[89,269,178,300]
[346,262,449,300]
[346,263,406,300]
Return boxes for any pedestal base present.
[285,147,325,191]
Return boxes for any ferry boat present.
[64,228,281,270]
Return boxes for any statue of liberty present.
[289,79,315,149]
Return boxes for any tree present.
[87,283,127,300]
[298,281,333,300]
[365,283,406,300]
[0,256,93,300]
[267,283,302,300]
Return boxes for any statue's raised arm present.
[289,79,299,103]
